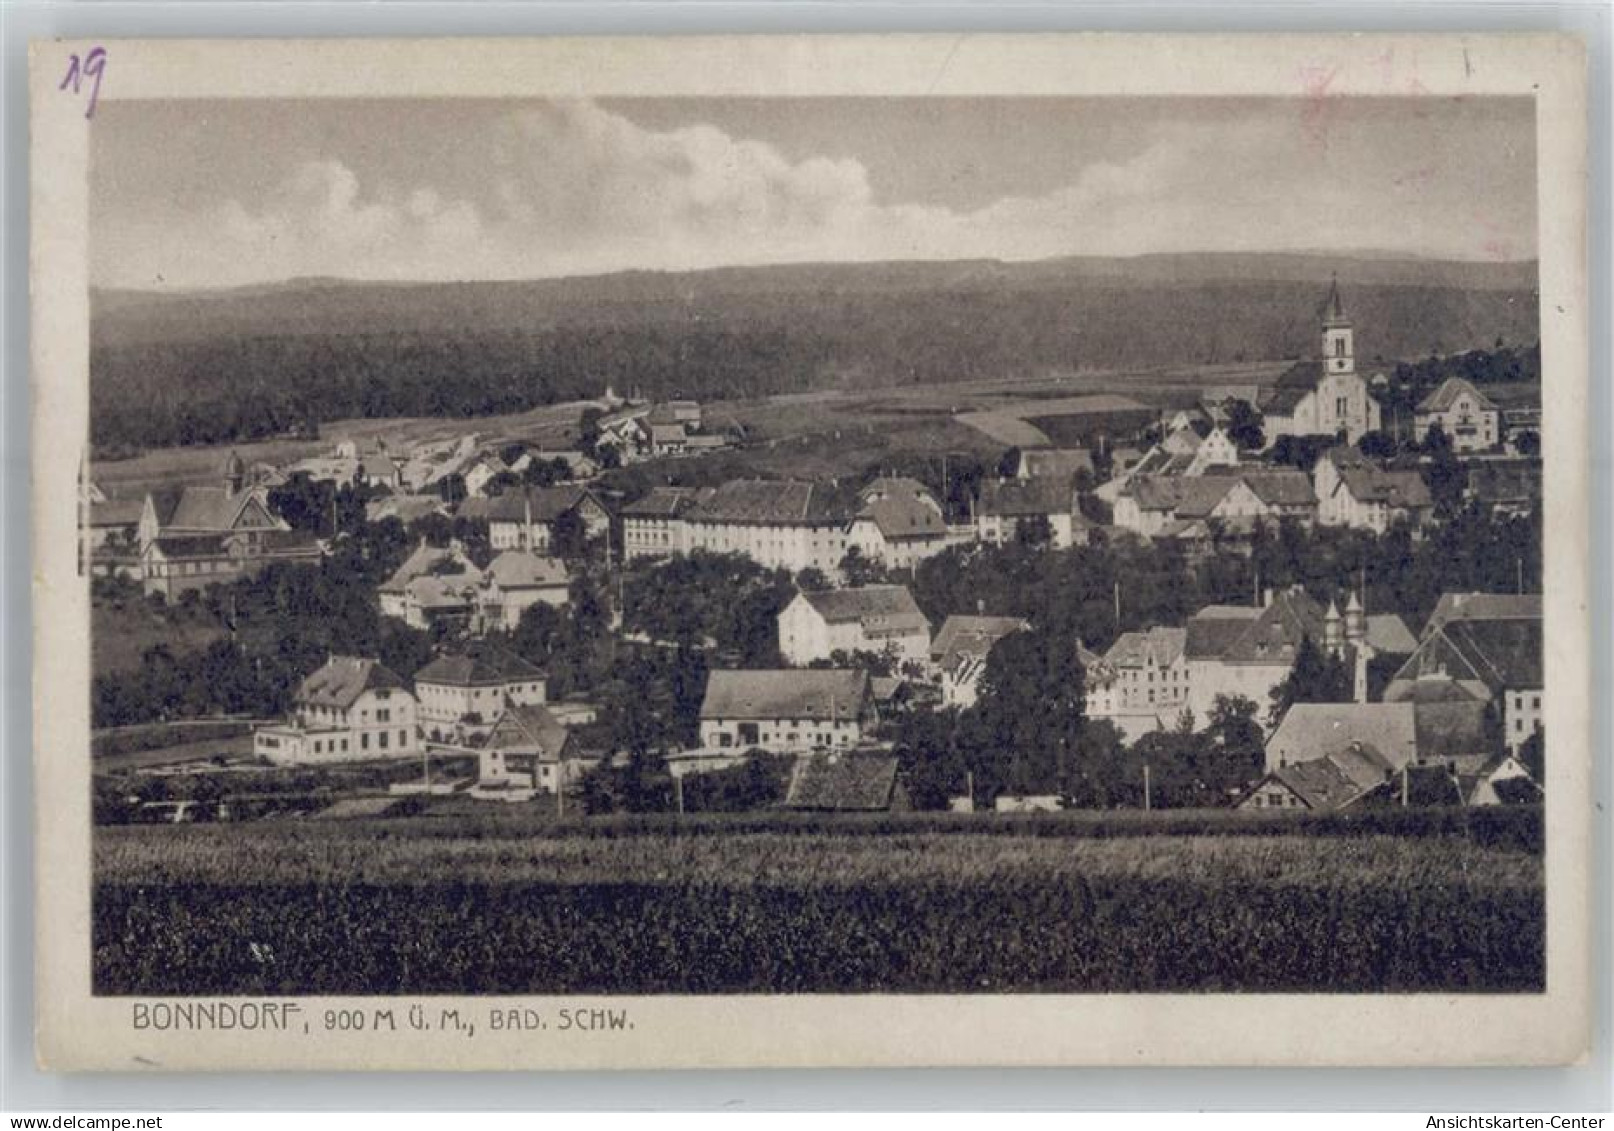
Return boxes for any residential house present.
[414,646,548,742]
[378,540,480,624]
[782,752,908,812]
[1415,377,1500,452]
[253,656,419,765]
[473,703,594,799]
[929,614,1029,708]
[486,485,611,554]
[1113,469,1315,541]
[1314,447,1434,533]
[1090,627,1190,740]
[136,452,322,598]
[777,585,931,670]
[1455,752,1541,806]
[698,669,873,754]
[847,477,953,570]
[477,551,570,631]
[462,454,510,498]
[621,487,708,561]
[680,479,856,576]
[1240,742,1396,813]
[1261,279,1382,444]
[1384,592,1542,751]
[976,477,1089,549]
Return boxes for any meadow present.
[93,810,1544,995]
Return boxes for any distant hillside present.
[89,253,1539,452]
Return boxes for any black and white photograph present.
[31,33,1591,1070]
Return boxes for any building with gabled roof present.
[929,614,1030,709]
[1016,448,1095,484]
[1183,587,1331,723]
[478,550,570,631]
[1264,702,1418,773]
[414,645,548,740]
[1415,377,1500,452]
[621,486,711,561]
[1240,741,1394,813]
[699,668,873,753]
[848,477,953,569]
[1385,592,1542,751]
[378,540,481,623]
[778,585,931,669]
[474,702,594,799]
[681,479,860,576]
[483,485,611,554]
[1261,279,1382,445]
[1088,627,1189,739]
[976,477,1089,549]
[253,656,418,765]
[783,751,907,812]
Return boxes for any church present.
[1261,279,1382,445]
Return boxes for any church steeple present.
[221,449,245,494]
[1321,275,1355,375]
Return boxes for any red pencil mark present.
[1297,63,1342,149]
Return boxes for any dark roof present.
[978,476,1074,518]
[1268,756,1369,811]
[1426,592,1542,631]
[929,615,1029,667]
[1104,627,1186,670]
[686,479,854,525]
[620,486,707,519]
[1184,589,1327,663]
[783,753,900,811]
[297,656,408,709]
[700,669,870,722]
[1338,468,1432,508]
[796,586,928,634]
[148,534,229,559]
[483,703,573,761]
[1364,613,1418,655]
[857,478,946,539]
[1412,700,1492,760]
[486,485,603,524]
[146,484,259,532]
[380,542,476,593]
[1264,361,1325,415]
[1466,463,1542,505]
[1236,469,1317,508]
[89,499,144,527]
[415,646,544,688]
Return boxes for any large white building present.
[1261,279,1382,445]
[680,480,854,576]
[1313,447,1434,534]
[413,646,548,742]
[777,585,931,670]
[846,477,954,570]
[253,656,419,765]
[698,669,873,753]
[1088,627,1191,740]
[1181,588,1330,725]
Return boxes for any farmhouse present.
[699,668,873,754]
[1415,377,1500,452]
[377,540,480,624]
[253,656,419,765]
[777,585,930,669]
[1260,279,1382,445]
[1240,742,1394,813]
[414,646,547,741]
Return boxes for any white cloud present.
[107,99,1532,289]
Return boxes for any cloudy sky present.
[90,96,1536,290]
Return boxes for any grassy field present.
[91,592,229,676]
[93,811,1543,995]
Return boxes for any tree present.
[1225,399,1265,451]
[1420,424,1466,516]
[972,624,1086,800]
[1202,694,1265,796]
[1512,430,1540,458]
[1518,726,1545,784]
[1357,430,1397,459]
[437,473,467,506]
[1267,635,1352,726]
[837,546,888,587]
[891,706,970,810]
[1015,514,1053,548]
[795,567,832,593]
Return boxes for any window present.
[361,733,369,750]
[380,731,389,750]
[377,708,391,723]
[399,729,408,747]
[1334,338,1346,358]
[1532,695,1541,710]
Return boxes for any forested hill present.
[90,253,1539,452]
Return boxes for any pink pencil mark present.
[1297,63,1343,149]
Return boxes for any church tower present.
[1322,275,1355,376]
[221,449,245,495]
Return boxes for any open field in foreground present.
[94,810,1543,995]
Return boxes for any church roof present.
[1322,276,1351,328]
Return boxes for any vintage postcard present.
[31,33,1590,1070]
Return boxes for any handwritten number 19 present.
[60,47,107,120]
